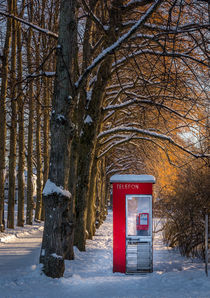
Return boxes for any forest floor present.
[0,209,210,298]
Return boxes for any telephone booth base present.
[126,239,153,274]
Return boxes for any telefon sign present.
[116,183,139,190]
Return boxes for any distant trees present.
[0,0,12,232]
[0,0,58,230]
[157,161,209,259]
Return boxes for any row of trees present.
[0,0,59,231]
[0,0,209,278]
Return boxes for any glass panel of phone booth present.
[126,195,153,273]
[126,196,152,237]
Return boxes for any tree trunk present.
[74,0,123,250]
[86,157,97,239]
[41,75,51,221]
[35,36,43,221]
[26,1,34,225]
[17,15,25,227]
[0,0,12,231]
[7,0,17,229]
[74,56,113,251]
[40,0,77,278]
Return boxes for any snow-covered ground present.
[0,210,210,298]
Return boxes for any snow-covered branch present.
[75,0,162,89]
[98,135,156,159]
[123,0,155,10]
[103,98,201,122]
[26,72,56,79]
[98,126,208,159]
[142,22,210,34]
[0,10,58,39]
[112,49,209,69]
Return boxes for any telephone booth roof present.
[110,174,155,184]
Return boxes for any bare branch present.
[0,10,58,39]
[103,98,203,122]
[75,0,163,89]
[98,126,209,159]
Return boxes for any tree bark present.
[0,0,12,231]
[35,35,43,221]
[40,0,77,278]
[74,0,123,251]
[7,0,17,229]
[26,1,34,225]
[74,55,113,251]
[86,157,97,239]
[17,7,25,227]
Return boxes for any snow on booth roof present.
[110,174,155,183]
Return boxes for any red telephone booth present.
[110,175,155,274]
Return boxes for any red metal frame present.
[112,182,153,273]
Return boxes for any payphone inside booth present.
[110,175,155,274]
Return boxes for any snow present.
[110,174,155,183]
[42,179,71,198]
[51,253,63,260]
[56,114,66,122]
[84,115,93,124]
[0,211,210,297]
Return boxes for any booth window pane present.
[126,196,151,236]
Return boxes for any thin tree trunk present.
[26,1,34,225]
[17,5,25,227]
[86,157,97,239]
[41,76,50,221]
[7,0,17,229]
[26,33,34,224]
[35,36,43,221]
[0,0,12,231]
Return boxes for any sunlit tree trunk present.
[35,35,43,221]
[7,0,17,229]
[17,1,25,227]
[0,0,12,231]
[26,11,34,225]
[86,157,97,239]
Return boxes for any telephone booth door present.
[126,195,153,273]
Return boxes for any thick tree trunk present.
[74,56,113,251]
[74,0,123,250]
[0,0,12,231]
[40,0,77,278]
[40,191,72,278]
